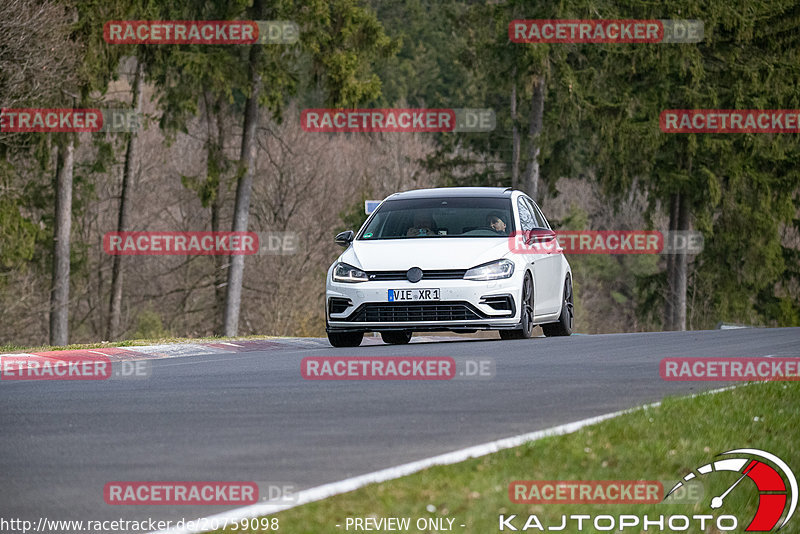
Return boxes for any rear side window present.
[526,198,551,229]
[517,198,536,232]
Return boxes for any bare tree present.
[49,136,74,346]
[0,0,79,108]
[223,0,264,336]
[510,66,520,190]
[107,60,144,340]
[521,75,544,202]
[1,0,80,346]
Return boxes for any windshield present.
[359,197,515,240]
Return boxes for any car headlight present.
[332,262,368,283]
[464,259,515,281]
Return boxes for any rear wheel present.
[542,277,574,337]
[327,331,364,347]
[500,273,535,340]
[380,331,412,345]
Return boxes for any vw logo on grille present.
[406,267,423,283]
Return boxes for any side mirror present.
[335,230,355,247]
[525,228,556,244]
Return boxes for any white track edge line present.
[151,385,739,534]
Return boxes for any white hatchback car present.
[325,187,573,347]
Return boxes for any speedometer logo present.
[666,449,797,531]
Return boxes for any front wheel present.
[542,277,574,337]
[500,273,535,340]
[327,331,364,347]
[380,331,412,345]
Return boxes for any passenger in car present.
[487,213,507,234]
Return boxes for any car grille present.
[345,302,485,322]
[366,269,467,281]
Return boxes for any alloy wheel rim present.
[565,279,574,329]
[523,276,534,335]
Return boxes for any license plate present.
[388,288,440,301]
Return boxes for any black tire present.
[499,273,535,340]
[542,276,574,337]
[327,331,364,347]
[380,331,412,345]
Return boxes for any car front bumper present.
[326,275,523,333]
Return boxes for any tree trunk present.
[212,101,227,335]
[107,60,144,340]
[223,18,263,337]
[673,193,690,331]
[510,66,520,190]
[49,136,74,346]
[522,75,544,202]
[664,193,679,330]
[664,192,690,331]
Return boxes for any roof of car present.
[386,187,514,200]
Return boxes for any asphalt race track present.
[2,328,798,530]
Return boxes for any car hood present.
[340,238,511,271]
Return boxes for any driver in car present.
[406,212,437,236]
[486,213,507,234]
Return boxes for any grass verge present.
[217,381,799,534]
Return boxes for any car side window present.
[527,198,551,229]
[517,197,535,232]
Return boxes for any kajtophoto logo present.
[499,449,795,531]
[666,449,797,531]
